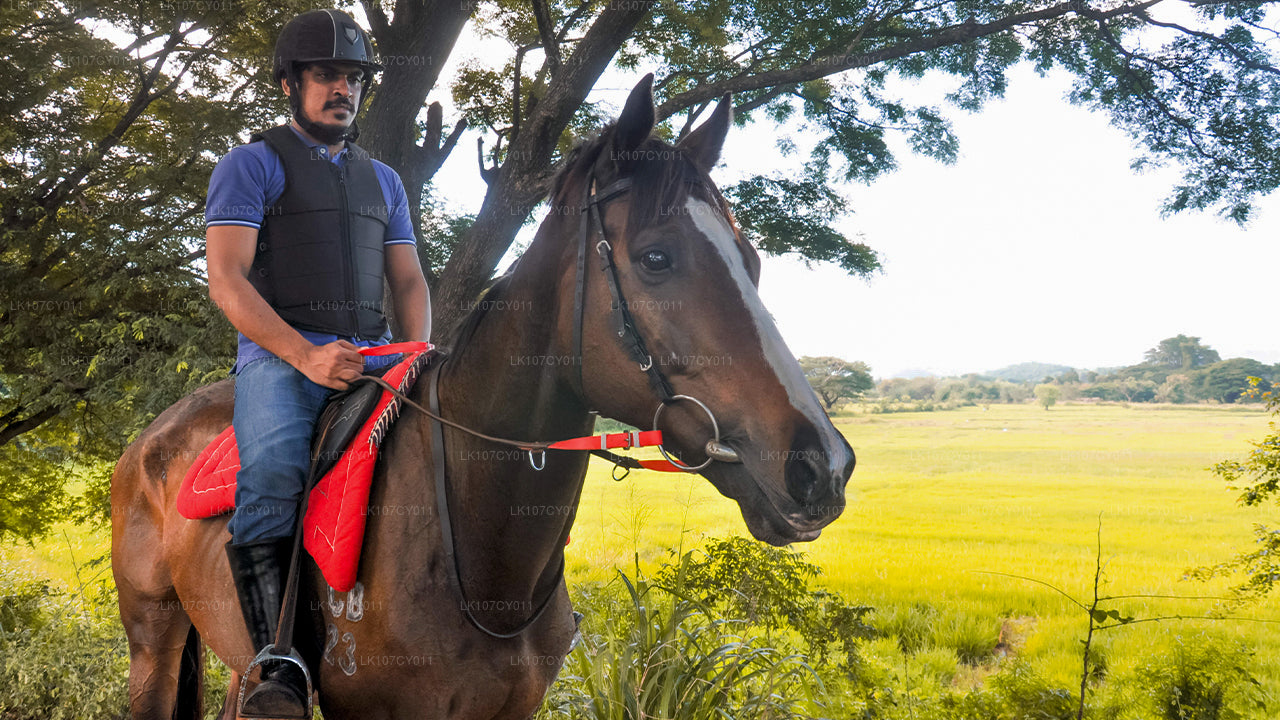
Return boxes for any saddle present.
[178,345,434,591]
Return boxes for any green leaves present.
[554,544,830,720]
[536,538,878,720]
[1089,608,1134,626]
[1066,11,1280,223]
[724,173,880,276]
[1193,380,1280,605]
[0,0,254,539]
[0,563,130,719]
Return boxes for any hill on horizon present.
[984,362,1075,383]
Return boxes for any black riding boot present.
[226,539,310,719]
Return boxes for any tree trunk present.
[432,1,656,343]
[358,0,475,238]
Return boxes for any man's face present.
[284,62,365,136]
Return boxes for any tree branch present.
[0,403,63,449]
[363,0,391,39]
[731,83,796,116]
[1088,13,1227,168]
[555,0,595,45]
[531,0,562,76]
[512,42,541,140]
[654,0,1166,122]
[1136,11,1280,77]
[30,20,209,224]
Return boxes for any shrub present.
[655,537,874,665]
[1138,637,1266,720]
[936,662,1076,720]
[544,559,821,720]
[0,568,49,634]
[989,661,1077,720]
[0,565,129,720]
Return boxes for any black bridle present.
[428,170,743,639]
[572,175,677,403]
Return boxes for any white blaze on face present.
[685,197,842,450]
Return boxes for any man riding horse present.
[204,9,429,717]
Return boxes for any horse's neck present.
[398,228,590,619]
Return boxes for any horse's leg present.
[117,579,203,719]
[113,441,206,720]
[113,381,239,718]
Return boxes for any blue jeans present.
[228,357,334,544]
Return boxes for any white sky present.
[425,44,1280,380]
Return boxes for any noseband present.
[572,173,740,470]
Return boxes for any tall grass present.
[541,554,821,720]
[0,555,128,719]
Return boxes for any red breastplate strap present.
[548,429,662,451]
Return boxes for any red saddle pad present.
[177,348,433,591]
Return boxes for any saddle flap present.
[309,366,390,485]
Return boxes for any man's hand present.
[297,340,365,391]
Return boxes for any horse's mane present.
[448,123,736,351]
[549,123,731,234]
[448,273,513,352]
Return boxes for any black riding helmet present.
[273,9,383,140]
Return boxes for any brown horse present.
[111,76,855,720]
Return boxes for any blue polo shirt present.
[206,126,416,372]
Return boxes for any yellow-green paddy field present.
[565,402,1279,709]
[4,402,1277,716]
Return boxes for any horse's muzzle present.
[783,431,854,526]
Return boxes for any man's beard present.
[297,100,356,144]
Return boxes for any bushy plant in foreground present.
[656,537,875,666]
[541,557,820,720]
[0,564,128,720]
[935,661,1077,720]
[1138,637,1266,720]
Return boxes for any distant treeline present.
[875,336,1277,407]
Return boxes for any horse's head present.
[549,75,855,545]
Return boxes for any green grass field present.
[566,402,1279,709]
[5,401,1277,716]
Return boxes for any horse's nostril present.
[783,449,822,507]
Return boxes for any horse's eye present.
[639,249,671,272]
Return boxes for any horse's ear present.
[612,74,655,161]
[678,94,732,173]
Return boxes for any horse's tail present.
[174,624,204,719]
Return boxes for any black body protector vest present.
[249,126,389,341]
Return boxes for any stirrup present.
[237,644,313,720]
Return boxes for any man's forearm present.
[209,272,316,367]
[392,280,431,342]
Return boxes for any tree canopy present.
[800,356,875,409]
[1143,334,1221,370]
[1034,383,1060,409]
[3,0,1280,538]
